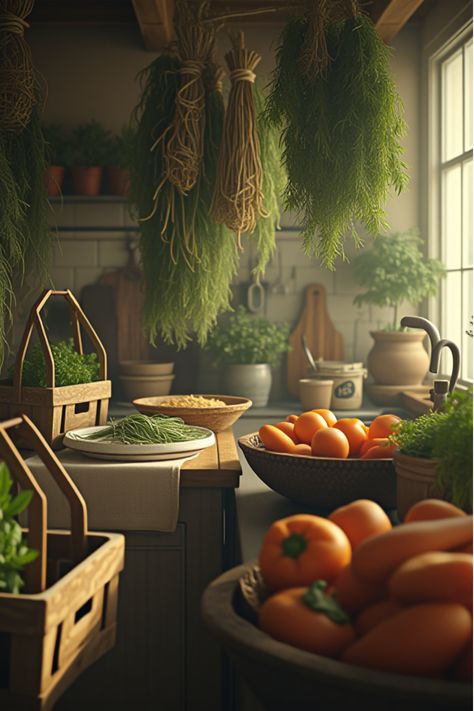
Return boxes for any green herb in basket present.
[84,414,208,445]
[19,339,100,387]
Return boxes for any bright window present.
[432,29,473,381]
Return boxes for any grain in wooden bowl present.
[238,432,396,510]
[133,394,252,433]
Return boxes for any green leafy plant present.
[0,463,38,594]
[68,120,113,167]
[42,122,70,166]
[390,389,473,510]
[20,339,100,387]
[352,230,445,330]
[207,306,290,366]
[109,125,135,169]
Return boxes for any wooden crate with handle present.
[0,414,125,711]
[0,289,112,449]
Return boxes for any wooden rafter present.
[131,0,174,51]
[371,0,425,42]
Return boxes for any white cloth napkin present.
[24,448,197,532]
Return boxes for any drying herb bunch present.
[68,120,113,167]
[0,463,38,594]
[390,389,473,511]
[266,4,408,268]
[352,230,445,330]
[207,306,290,366]
[20,339,100,387]
[85,414,208,444]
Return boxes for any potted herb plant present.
[390,389,473,519]
[352,230,445,398]
[107,125,134,196]
[42,122,69,197]
[207,306,290,407]
[68,120,112,196]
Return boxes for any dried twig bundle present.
[163,0,216,195]
[211,32,267,245]
[300,0,356,78]
[0,0,37,133]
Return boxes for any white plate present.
[63,425,215,462]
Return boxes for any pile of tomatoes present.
[257,499,473,680]
[259,409,402,459]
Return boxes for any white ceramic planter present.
[224,364,271,407]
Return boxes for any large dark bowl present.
[239,433,397,509]
[202,563,472,711]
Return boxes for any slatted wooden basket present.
[0,290,112,449]
[0,414,125,711]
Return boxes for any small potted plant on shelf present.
[390,388,473,519]
[42,122,69,197]
[207,306,290,407]
[352,229,445,404]
[107,125,134,196]
[68,119,112,196]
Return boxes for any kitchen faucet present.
[400,316,460,411]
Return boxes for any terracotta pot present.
[394,450,443,521]
[71,166,103,196]
[45,165,65,197]
[107,165,130,196]
[367,330,429,386]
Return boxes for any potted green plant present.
[68,119,112,196]
[390,389,473,519]
[107,125,134,196]
[352,230,445,402]
[42,122,69,197]
[207,306,290,406]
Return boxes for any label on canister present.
[315,365,367,410]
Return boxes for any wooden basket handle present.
[0,415,88,594]
[13,289,108,400]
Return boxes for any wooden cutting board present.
[287,283,345,397]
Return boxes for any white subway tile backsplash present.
[49,267,74,290]
[54,240,98,268]
[74,203,125,227]
[74,267,104,294]
[98,240,129,268]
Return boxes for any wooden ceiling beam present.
[131,0,174,51]
[371,0,425,42]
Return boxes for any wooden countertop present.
[181,428,241,488]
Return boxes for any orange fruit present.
[286,414,299,424]
[359,437,390,457]
[311,408,337,427]
[259,424,296,454]
[294,411,328,445]
[367,414,402,440]
[275,421,299,444]
[329,499,392,550]
[333,418,368,457]
[293,443,312,456]
[360,443,396,459]
[311,427,350,458]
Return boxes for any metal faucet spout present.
[400,316,441,372]
[430,339,460,393]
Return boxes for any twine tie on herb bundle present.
[212,32,268,249]
[0,0,37,133]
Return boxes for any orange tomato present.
[360,443,396,459]
[259,514,351,590]
[311,427,349,458]
[354,599,404,637]
[275,421,299,444]
[293,443,312,456]
[342,603,472,677]
[286,414,299,424]
[404,498,466,523]
[294,411,328,445]
[333,563,384,615]
[258,424,296,454]
[259,585,355,658]
[359,437,389,457]
[367,414,401,440]
[333,418,368,457]
[310,408,337,427]
[329,499,392,550]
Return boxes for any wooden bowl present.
[202,563,472,711]
[239,433,396,510]
[132,394,252,433]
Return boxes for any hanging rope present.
[211,32,267,247]
[0,0,37,133]
[299,0,358,78]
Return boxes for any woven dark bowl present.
[238,432,397,510]
[202,563,472,711]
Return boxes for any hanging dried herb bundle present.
[211,32,267,246]
[267,5,408,268]
[0,0,37,133]
[161,0,216,196]
[129,55,239,348]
